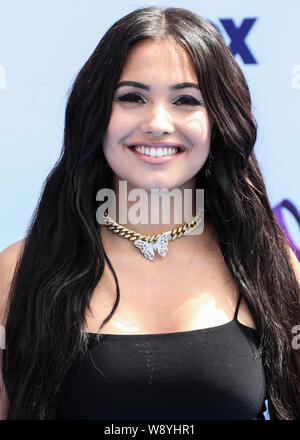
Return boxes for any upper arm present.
[0,239,25,325]
[0,239,25,420]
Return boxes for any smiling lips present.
[126,142,186,164]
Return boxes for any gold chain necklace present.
[102,207,204,261]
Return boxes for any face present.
[103,38,212,192]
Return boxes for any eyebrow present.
[116,81,200,91]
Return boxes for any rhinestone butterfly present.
[134,231,171,261]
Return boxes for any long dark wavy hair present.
[2,7,300,419]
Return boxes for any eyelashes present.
[115,92,203,106]
[174,96,203,106]
[115,93,146,104]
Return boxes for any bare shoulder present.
[0,240,25,420]
[0,238,26,259]
[0,238,26,282]
[287,246,300,287]
[0,239,26,325]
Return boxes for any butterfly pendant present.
[134,231,171,261]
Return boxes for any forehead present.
[119,38,198,84]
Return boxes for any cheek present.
[104,107,137,147]
[182,112,211,143]
[105,111,121,142]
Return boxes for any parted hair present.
[2,7,300,419]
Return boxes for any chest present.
[58,326,266,420]
[84,248,256,334]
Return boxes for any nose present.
[140,103,175,136]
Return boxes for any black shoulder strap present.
[233,292,243,321]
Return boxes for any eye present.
[173,96,202,106]
[115,93,146,104]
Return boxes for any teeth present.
[133,146,179,157]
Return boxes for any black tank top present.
[56,293,266,420]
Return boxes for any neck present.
[100,177,215,260]
[107,176,201,235]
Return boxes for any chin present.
[136,182,176,192]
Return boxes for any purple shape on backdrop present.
[273,199,300,261]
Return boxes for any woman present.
[1,7,300,420]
